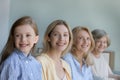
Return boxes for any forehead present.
[52,24,69,33]
[97,36,107,41]
[77,30,89,36]
[14,24,35,33]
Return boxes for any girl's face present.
[95,36,107,53]
[75,30,91,53]
[49,25,69,53]
[14,24,39,54]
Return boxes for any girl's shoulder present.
[4,51,19,64]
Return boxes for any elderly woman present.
[91,29,120,80]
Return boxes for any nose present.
[59,35,64,40]
[100,42,104,46]
[21,35,26,42]
[83,38,87,44]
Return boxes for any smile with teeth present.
[56,42,66,46]
[81,45,89,48]
[20,44,28,47]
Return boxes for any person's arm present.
[109,73,120,80]
[106,62,120,80]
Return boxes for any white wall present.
[0,0,10,53]
[7,0,120,71]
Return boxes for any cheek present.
[66,38,70,43]
[31,36,39,44]
[95,43,100,49]
[104,44,108,48]
[14,39,19,45]
[88,41,91,45]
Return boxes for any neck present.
[73,51,83,65]
[47,50,61,62]
[92,50,101,58]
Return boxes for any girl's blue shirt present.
[63,53,94,80]
[0,49,42,80]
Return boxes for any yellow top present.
[36,54,72,80]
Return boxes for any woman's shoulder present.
[36,53,53,65]
[36,53,48,60]
[63,52,73,59]
[62,53,76,66]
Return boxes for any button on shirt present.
[0,49,42,80]
[63,53,94,80]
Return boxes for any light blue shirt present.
[63,53,94,80]
[0,49,42,80]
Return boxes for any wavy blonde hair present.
[71,26,95,66]
[41,20,73,56]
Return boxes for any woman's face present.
[49,24,69,53]
[95,36,108,53]
[75,30,91,53]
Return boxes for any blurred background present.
[0,0,120,72]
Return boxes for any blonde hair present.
[71,26,95,66]
[0,16,39,64]
[42,20,73,56]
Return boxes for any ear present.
[34,35,39,44]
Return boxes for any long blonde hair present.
[0,16,39,64]
[42,20,73,56]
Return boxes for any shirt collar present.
[14,49,33,60]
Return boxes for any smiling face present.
[94,36,107,53]
[48,24,69,53]
[14,24,39,54]
[75,30,91,53]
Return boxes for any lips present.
[56,41,67,46]
[19,44,28,47]
[81,45,89,48]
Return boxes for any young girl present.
[36,20,73,80]
[0,16,42,80]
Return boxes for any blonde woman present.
[36,20,73,80]
[63,26,95,80]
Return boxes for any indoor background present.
[0,0,120,72]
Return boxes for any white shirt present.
[91,53,114,80]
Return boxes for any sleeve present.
[0,63,18,80]
[88,67,95,80]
